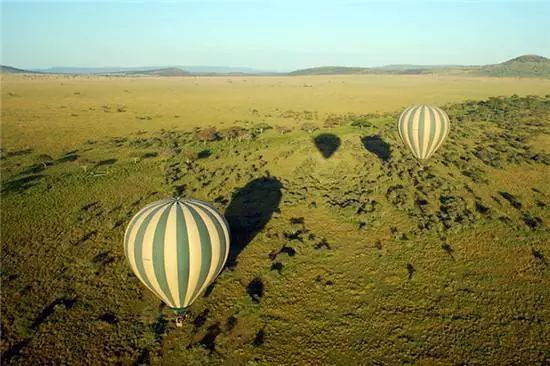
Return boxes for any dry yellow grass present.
[2,74,550,153]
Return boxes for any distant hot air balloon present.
[397,105,450,161]
[124,197,229,323]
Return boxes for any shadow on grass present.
[198,149,211,159]
[361,135,391,162]
[95,159,117,167]
[57,154,79,163]
[3,339,31,364]
[313,133,341,158]
[1,174,43,194]
[224,176,282,268]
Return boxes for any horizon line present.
[3,53,549,74]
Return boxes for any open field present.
[2,74,550,152]
[1,75,549,364]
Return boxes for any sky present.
[1,0,549,71]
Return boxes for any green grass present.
[1,90,549,364]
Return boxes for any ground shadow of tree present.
[1,175,43,194]
[313,133,341,159]
[224,176,282,268]
[361,135,391,162]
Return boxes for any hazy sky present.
[1,1,549,71]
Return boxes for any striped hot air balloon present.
[124,197,230,312]
[397,105,450,161]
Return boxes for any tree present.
[275,125,292,134]
[252,123,272,135]
[220,126,248,141]
[323,114,345,128]
[350,117,372,129]
[196,127,219,143]
[300,123,319,134]
[129,152,141,164]
[36,154,54,168]
[76,157,95,172]
[182,150,196,166]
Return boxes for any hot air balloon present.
[124,197,230,324]
[398,105,450,161]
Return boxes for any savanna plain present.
[1,74,549,365]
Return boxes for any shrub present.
[76,158,95,172]
[323,117,340,128]
[350,117,372,129]
[252,123,272,135]
[196,127,219,143]
[220,126,248,141]
[275,125,292,134]
[36,154,54,168]
[300,123,319,134]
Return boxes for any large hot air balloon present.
[398,105,450,161]
[124,197,230,322]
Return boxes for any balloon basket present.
[173,309,188,327]
[417,160,426,173]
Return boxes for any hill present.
[289,66,372,75]
[33,66,274,75]
[502,54,549,64]
[290,65,441,76]
[289,55,550,78]
[470,55,550,78]
[0,65,39,74]
[34,66,165,74]
[5,55,550,78]
[121,67,191,76]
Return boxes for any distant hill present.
[502,55,548,64]
[469,55,550,78]
[6,54,550,78]
[121,67,191,76]
[0,65,39,74]
[34,66,163,74]
[179,65,273,74]
[289,66,372,75]
[33,65,274,75]
[289,65,444,76]
[289,55,550,78]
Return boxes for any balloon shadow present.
[224,176,282,268]
[361,135,391,162]
[313,133,341,159]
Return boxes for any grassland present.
[1,74,549,365]
[2,74,550,153]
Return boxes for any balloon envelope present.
[398,105,450,161]
[124,197,230,310]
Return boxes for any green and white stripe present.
[124,197,230,309]
[398,105,450,161]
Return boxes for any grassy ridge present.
[1,94,549,364]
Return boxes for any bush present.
[275,125,292,134]
[350,117,372,129]
[220,126,248,141]
[300,123,319,134]
[76,157,95,172]
[252,123,272,135]
[196,127,219,143]
[323,115,345,128]
[36,154,54,167]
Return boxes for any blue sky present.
[1,1,549,71]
